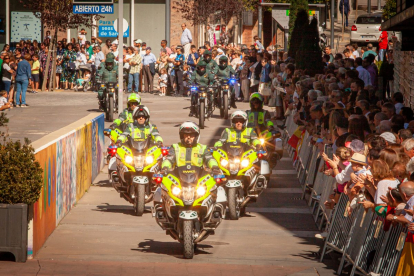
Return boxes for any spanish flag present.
[288,127,305,161]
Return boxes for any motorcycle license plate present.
[133,176,149,184]
[179,211,198,220]
[226,180,242,188]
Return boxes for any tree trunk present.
[50,29,58,91]
[41,38,54,92]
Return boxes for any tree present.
[22,0,103,90]
[295,17,324,77]
[382,0,397,21]
[173,0,252,26]
[288,9,309,59]
[288,0,309,37]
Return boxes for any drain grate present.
[290,197,302,200]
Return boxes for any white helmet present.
[133,105,150,125]
[179,121,200,146]
[230,110,248,129]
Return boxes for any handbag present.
[68,62,76,71]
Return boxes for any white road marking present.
[246,207,311,214]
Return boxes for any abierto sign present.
[73,4,113,14]
[73,0,113,3]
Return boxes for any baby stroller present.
[75,64,93,92]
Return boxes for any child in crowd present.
[158,68,168,97]
[323,147,351,209]
[346,153,372,214]
[0,90,11,110]
[31,54,40,93]
[74,68,91,91]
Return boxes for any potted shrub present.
[0,113,43,262]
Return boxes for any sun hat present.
[134,39,142,44]
[350,153,367,166]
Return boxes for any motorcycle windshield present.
[128,137,150,153]
[176,166,202,186]
[224,141,248,159]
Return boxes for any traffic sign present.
[73,4,114,14]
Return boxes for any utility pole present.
[118,0,124,112]
[368,0,371,13]
[377,0,381,11]
[331,0,335,47]
[258,4,263,39]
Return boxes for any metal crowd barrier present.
[281,111,409,276]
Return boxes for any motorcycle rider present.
[110,93,141,131]
[97,53,118,111]
[216,56,237,109]
[188,60,214,117]
[214,110,261,149]
[202,50,219,75]
[247,92,283,164]
[161,121,219,173]
[117,105,163,147]
[155,121,227,213]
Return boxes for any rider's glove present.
[110,123,117,130]
[161,167,169,176]
[157,141,163,148]
[211,166,221,175]
[115,140,122,147]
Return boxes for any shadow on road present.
[93,203,152,216]
[132,239,213,259]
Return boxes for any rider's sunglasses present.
[136,115,146,119]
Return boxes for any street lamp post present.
[118,0,123,112]
[331,0,334,47]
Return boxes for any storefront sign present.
[11,12,41,42]
[73,4,114,14]
[98,19,129,38]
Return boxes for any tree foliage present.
[173,0,251,25]
[383,0,397,21]
[288,9,309,59]
[22,0,103,32]
[0,114,43,205]
[295,17,324,77]
[288,0,309,36]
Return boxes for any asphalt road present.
[1,93,338,275]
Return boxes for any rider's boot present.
[230,94,237,109]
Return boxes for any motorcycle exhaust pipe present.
[169,230,179,241]
[240,197,251,208]
[194,230,208,243]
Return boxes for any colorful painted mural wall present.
[27,114,104,258]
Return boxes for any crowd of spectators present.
[281,38,414,272]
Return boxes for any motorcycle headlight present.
[241,159,250,168]
[125,155,133,164]
[196,186,206,197]
[101,84,105,88]
[145,155,154,164]
[220,159,229,167]
[201,92,206,97]
[260,138,265,145]
[223,85,229,89]
[110,88,115,92]
[172,186,181,196]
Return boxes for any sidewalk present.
[3,91,98,143]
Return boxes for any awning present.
[381,5,414,31]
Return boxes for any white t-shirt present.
[375,179,399,204]
[124,54,134,69]
[2,63,12,81]
[353,50,360,58]
[0,96,7,108]
[168,53,177,74]
[76,52,87,65]
[78,34,86,45]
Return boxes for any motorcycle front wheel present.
[228,188,240,220]
[199,101,205,129]
[183,220,194,259]
[134,184,146,216]
[223,93,229,119]
[108,96,114,122]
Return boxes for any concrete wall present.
[27,113,105,258]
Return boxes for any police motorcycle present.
[248,93,283,169]
[115,106,164,216]
[96,53,119,121]
[152,122,226,259]
[214,75,238,120]
[104,93,142,184]
[212,111,270,220]
[187,84,216,129]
